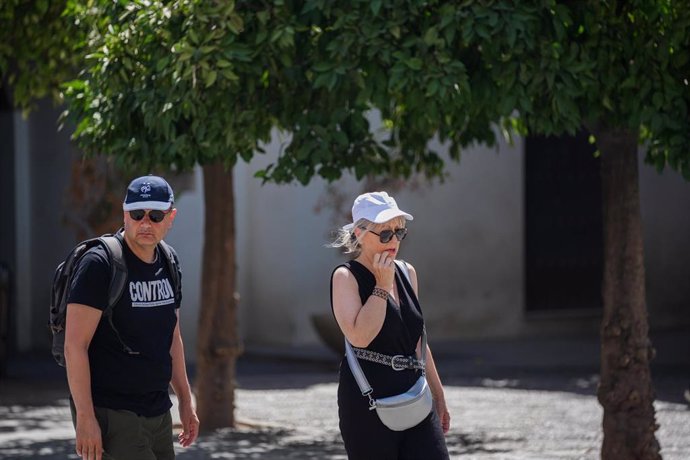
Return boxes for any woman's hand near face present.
[372,252,395,289]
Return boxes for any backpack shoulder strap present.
[99,232,140,356]
[99,234,127,311]
[158,239,182,305]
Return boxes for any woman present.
[330,191,450,459]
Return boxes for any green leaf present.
[189,30,199,44]
[221,68,239,82]
[228,13,244,34]
[313,73,331,89]
[312,61,334,72]
[205,70,217,87]
[405,58,423,70]
[423,27,439,46]
[257,11,270,24]
[370,0,382,16]
[156,57,170,72]
[333,130,348,146]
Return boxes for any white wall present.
[639,156,690,328]
[163,167,205,361]
[12,101,690,359]
[238,137,525,345]
[125,136,690,362]
[12,102,78,352]
[166,133,526,358]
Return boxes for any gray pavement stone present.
[1,334,689,459]
[1,375,689,459]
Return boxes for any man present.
[64,175,199,460]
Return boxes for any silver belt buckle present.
[391,355,406,371]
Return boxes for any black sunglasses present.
[366,227,408,244]
[129,209,170,223]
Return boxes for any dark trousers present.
[338,393,449,460]
[70,400,175,460]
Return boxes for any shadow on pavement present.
[0,332,688,460]
[0,439,77,459]
[3,327,688,403]
[175,427,346,459]
[236,329,689,405]
[173,427,517,459]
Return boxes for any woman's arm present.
[408,262,451,434]
[332,266,388,347]
[423,344,451,434]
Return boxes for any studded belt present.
[351,348,425,371]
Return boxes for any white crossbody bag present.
[344,260,433,431]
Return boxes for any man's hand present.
[75,413,103,460]
[177,402,200,447]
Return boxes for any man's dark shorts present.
[70,400,174,460]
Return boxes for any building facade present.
[2,101,689,363]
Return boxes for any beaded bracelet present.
[371,287,389,301]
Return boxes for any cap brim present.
[371,208,414,224]
[123,201,172,211]
[344,209,413,230]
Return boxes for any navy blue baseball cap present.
[123,175,174,211]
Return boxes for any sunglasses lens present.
[379,230,394,243]
[129,209,167,222]
[396,228,408,241]
[149,210,165,223]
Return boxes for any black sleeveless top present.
[330,260,425,399]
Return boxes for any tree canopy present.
[63,1,690,183]
[0,0,83,110]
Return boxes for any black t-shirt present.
[67,238,180,416]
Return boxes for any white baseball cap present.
[343,191,413,230]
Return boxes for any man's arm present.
[64,303,104,460]
[170,311,199,447]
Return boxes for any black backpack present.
[49,231,181,367]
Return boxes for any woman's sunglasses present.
[129,209,170,223]
[365,227,408,244]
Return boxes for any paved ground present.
[0,332,688,459]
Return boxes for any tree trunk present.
[595,128,660,459]
[196,162,241,431]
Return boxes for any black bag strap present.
[158,239,182,305]
[101,233,127,312]
[98,232,139,356]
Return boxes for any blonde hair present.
[330,216,407,255]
